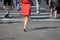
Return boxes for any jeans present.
[14,0,20,10]
[4,0,11,6]
[35,0,41,11]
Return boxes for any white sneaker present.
[36,11,39,14]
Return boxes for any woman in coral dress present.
[21,0,31,32]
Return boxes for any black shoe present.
[5,14,9,18]
[23,29,26,32]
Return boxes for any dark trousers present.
[46,0,49,5]
[4,0,11,6]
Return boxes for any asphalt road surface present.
[0,21,60,40]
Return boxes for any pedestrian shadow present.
[31,17,50,19]
[0,17,22,24]
[0,21,21,24]
[0,37,15,40]
[27,26,58,32]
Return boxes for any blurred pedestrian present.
[35,0,41,14]
[21,0,31,32]
[35,0,45,14]
[49,0,53,18]
[49,0,58,18]
[54,0,60,18]
[3,0,14,17]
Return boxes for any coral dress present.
[21,0,31,16]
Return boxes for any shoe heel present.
[23,29,26,32]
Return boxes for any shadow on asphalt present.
[0,21,21,24]
[31,17,50,19]
[0,37,15,40]
[31,16,60,19]
[27,26,58,32]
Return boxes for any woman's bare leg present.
[5,6,10,17]
[23,16,28,31]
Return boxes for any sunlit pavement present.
[0,21,60,40]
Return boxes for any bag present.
[52,0,58,7]
[22,0,31,4]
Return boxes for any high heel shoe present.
[23,29,26,32]
[5,14,9,18]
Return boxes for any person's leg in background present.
[15,0,20,11]
[3,0,11,17]
[50,8,53,18]
[3,0,9,17]
[54,4,58,19]
[38,0,40,12]
[35,0,40,14]
[49,0,53,18]
[54,10,57,18]
[5,0,11,17]
[3,0,7,10]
